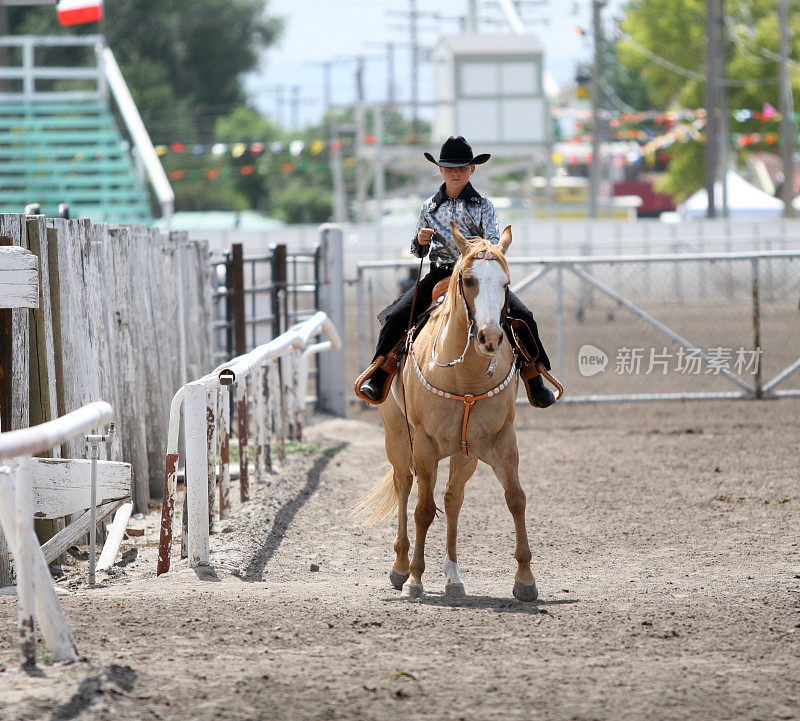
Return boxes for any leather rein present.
[402,253,516,458]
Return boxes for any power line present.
[618,30,781,86]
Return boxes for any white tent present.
[680,170,784,219]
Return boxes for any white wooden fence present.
[157,311,342,574]
[0,401,128,668]
[0,213,212,586]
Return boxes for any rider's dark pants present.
[373,264,551,370]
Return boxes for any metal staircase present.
[0,36,172,225]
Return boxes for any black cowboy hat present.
[424,135,491,167]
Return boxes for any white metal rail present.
[157,311,341,574]
[0,401,113,668]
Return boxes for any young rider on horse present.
[356,135,556,408]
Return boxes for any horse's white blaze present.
[472,260,508,351]
[442,555,463,585]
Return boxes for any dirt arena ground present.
[1,398,799,720]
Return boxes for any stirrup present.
[354,353,400,405]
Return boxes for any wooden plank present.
[4,457,131,519]
[26,218,58,436]
[85,222,121,463]
[0,246,39,309]
[27,217,64,553]
[142,227,176,498]
[0,215,30,433]
[0,468,78,661]
[45,218,102,460]
[45,227,67,458]
[181,239,212,381]
[96,501,133,571]
[106,225,149,512]
[0,216,30,587]
[41,498,124,566]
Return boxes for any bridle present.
[430,254,509,370]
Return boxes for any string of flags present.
[155,134,400,159]
[165,158,354,182]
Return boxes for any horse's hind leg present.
[380,394,413,590]
[442,454,478,597]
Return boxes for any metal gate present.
[354,249,800,403]
[210,243,320,364]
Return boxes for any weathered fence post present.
[271,244,288,339]
[316,225,345,416]
[14,456,37,667]
[0,217,32,586]
[752,258,763,399]
[219,386,230,517]
[231,243,247,357]
[237,378,249,502]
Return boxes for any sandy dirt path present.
[1,399,799,720]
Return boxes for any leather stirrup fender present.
[353,353,400,405]
[520,362,564,407]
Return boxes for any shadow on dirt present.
[48,665,137,720]
[381,593,580,613]
[242,443,346,582]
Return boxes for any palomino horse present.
[357,222,538,601]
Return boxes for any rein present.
[399,253,426,473]
[430,272,474,368]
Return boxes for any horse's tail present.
[352,464,406,525]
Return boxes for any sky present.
[248,0,626,130]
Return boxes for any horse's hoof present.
[513,580,538,602]
[389,569,410,590]
[444,582,466,598]
[406,584,424,599]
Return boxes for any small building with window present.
[432,34,549,148]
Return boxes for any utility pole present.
[467,0,478,32]
[779,0,795,217]
[704,0,719,218]
[375,104,386,254]
[718,3,729,216]
[290,85,301,129]
[354,56,367,223]
[588,0,605,219]
[410,0,419,138]
[386,42,396,107]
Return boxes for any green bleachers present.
[0,100,153,224]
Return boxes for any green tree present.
[618,0,800,200]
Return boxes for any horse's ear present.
[450,221,471,257]
[498,225,512,255]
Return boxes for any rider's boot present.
[506,316,558,408]
[521,363,556,408]
[355,352,400,405]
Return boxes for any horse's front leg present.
[479,425,537,601]
[407,432,438,598]
[390,466,413,589]
[442,454,478,597]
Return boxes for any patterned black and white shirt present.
[410,182,501,268]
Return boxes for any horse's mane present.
[430,237,511,323]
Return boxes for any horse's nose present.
[477,326,503,355]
